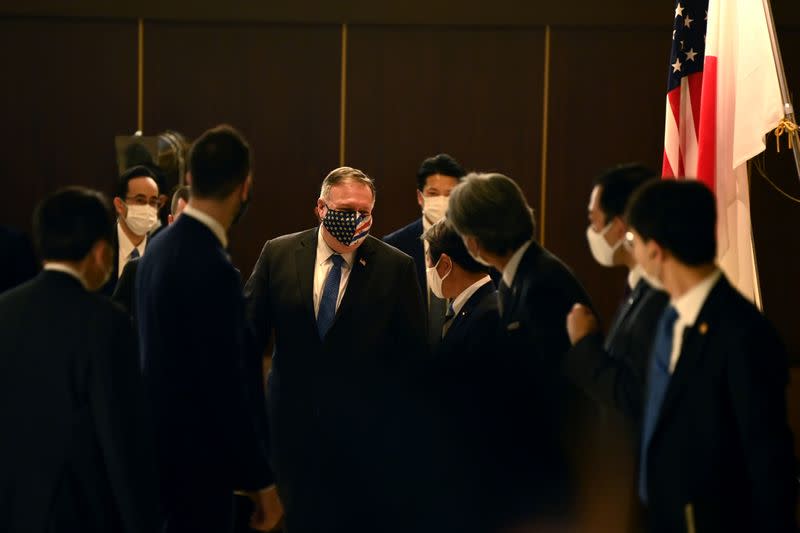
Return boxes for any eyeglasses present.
[125,195,162,208]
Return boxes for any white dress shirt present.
[668,268,722,373]
[628,264,645,290]
[182,205,228,248]
[313,227,356,317]
[117,223,147,278]
[501,240,533,288]
[44,263,87,289]
[451,276,493,316]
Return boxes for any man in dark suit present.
[245,167,448,533]
[113,184,191,317]
[0,225,39,294]
[560,164,668,531]
[101,165,161,296]
[421,218,502,532]
[137,126,279,533]
[383,154,465,350]
[627,180,796,532]
[448,172,593,528]
[0,187,158,533]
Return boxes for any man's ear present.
[113,197,126,217]
[417,190,425,210]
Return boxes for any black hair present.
[626,179,716,266]
[416,154,466,191]
[422,218,488,274]
[33,187,115,261]
[189,125,251,199]
[116,165,159,199]
[593,163,657,223]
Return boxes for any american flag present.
[663,1,709,184]
[662,0,785,304]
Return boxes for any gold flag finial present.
[774,118,798,153]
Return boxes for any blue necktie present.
[639,305,679,503]
[441,302,456,338]
[317,254,345,339]
[129,248,140,261]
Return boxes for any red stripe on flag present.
[695,55,717,191]
[687,72,704,140]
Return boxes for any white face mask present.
[125,204,159,236]
[426,257,452,299]
[422,195,449,225]
[586,223,622,267]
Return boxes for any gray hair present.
[447,172,536,255]
[320,167,376,202]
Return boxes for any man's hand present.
[566,303,599,345]
[247,485,284,532]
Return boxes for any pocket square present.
[507,321,521,331]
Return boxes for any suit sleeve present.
[727,320,797,532]
[562,333,643,423]
[92,308,160,533]
[244,240,273,357]
[215,267,273,490]
[392,255,429,360]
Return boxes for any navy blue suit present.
[136,215,271,533]
[0,271,159,533]
[383,218,426,295]
[497,241,594,524]
[432,281,504,532]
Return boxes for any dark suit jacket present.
[112,257,140,317]
[0,226,39,294]
[433,281,504,532]
[245,228,452,533]
[137,216,271,533]
[0,271,159,533]
[564,278,669,428]
[642,276,796,533]
[497,240,594,522]
[383,218,426,295]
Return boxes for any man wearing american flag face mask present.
[244,167,455,533]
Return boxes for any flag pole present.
[761,0,800,184]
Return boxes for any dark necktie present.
[498,280,512,320]
[441,302,456,338]
[639,305,680,503]
[317,254,345,339]
[129,248,140,261]
[428,291,447,347]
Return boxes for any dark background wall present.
[2,3,800,432]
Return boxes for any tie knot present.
[329,254,345,268]
[129,248,140,260]
[445,303,455,320]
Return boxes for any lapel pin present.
[359,258,366,266]
[699,322,709,335]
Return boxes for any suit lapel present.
[445,282,494,340]
[652,278,727,438]
[331,237,376,328]
[295,228,318,326]
[605,281,647,350]
[504,242,541,324]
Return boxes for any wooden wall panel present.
[143,21,341,276]
[547,27,668,327]
[0,17,137,235]
[346,25,545,237]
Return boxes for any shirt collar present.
[43,263,88,289]
[117,222,147,260]
[451,276,492,316]
[628,265,644,290]
[317,226,355,267]
[672,268,722,326]
[502,240,533,287]
[183,205,228,248]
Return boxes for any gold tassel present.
[774,118,798,153]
